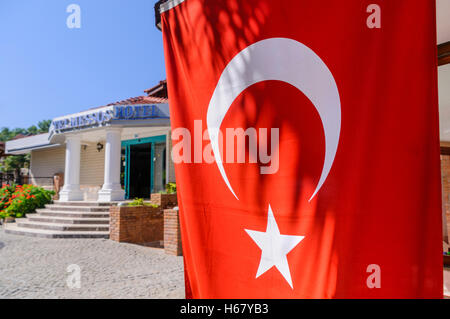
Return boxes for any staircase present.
[4,201,115,238]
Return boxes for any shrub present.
[166,182,177,194]
[0,184,55,219]
[128,198,159,208]
[159,182,177,194]
[0,184,15,211]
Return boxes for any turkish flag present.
[161,0,443,298]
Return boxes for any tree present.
[27,125,38,135]
[0,127,12,142]
[0,119,51,142]
[0,127,27,142]
[2,154,30,181]
[0,119,51,176]
[37,120,51,133]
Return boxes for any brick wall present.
[110,206,163,244]
[150,193,178,209]
[164,209,182,256]
[441,155,450,244]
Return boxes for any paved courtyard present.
[0,228,185,299]
[1,227,449,299]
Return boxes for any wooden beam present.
[438,42,450,66]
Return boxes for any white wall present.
[80,144,105,200]
[80,144,105,186]
[30,143,106,200]
[30,146,65,187]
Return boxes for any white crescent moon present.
[207,38,341,201]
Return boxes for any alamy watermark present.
[366,4,381,29]
[66,264,81,289]
[171,120,280,175]
[366,264,381,289]
[66,4,81,29]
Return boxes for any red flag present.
[161,0,443,298]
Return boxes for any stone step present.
[4,223,109,239]
[27,214,110,225]
[16,220,109,232]
[52,201,118,207]
[45,205,110,212]
[36,209,109,218]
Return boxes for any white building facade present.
[6,92,175,202]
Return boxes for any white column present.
[98,128,125,202]
[59,135,83,201]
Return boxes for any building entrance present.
[121,135,167,199]
[129,143,151,198]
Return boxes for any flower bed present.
[0,184,55,220]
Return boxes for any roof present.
[88,80,168,111]
[10,133,32,140]
[144,80,167,97]
[106,95,168,106]
[5,133,55,155]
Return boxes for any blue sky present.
[0,0,166,129]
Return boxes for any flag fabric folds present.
[161,0,443,298]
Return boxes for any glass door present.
[121,135,167,199]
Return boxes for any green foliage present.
[0,127,26,142]
[164,182,177,194]
[129,198,145,206]
[0,120,51,142]
[0,119,50,173]
[128,198,159,208]
[0,184,55,219]
[27,125,38,135]
[0,184,16,213]
[37,120,51,133]
[3,154,30,172]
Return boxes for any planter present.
[164,209,182,256]
[110,205,163,245]
[150,193,177,209]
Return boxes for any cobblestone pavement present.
[0,229,185,299]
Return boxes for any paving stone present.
[0,228,185,299]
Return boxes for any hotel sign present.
[113,105,167,120]
[52,109,114,131]
[51,104,169,133]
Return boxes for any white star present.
[245,205,305,289]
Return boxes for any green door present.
[122,135,166,199]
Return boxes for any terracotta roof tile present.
[88,80,169,111]
[144,80,167,96]
[106,95,168,106]
[11,134,30,140]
